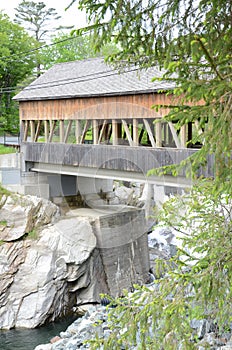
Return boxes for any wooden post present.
[180,125,187,148]
[75,120,82,144]
[93,119,99,145]
[20,120,25,142]
[30,120,35,142]
[60,120,64,143]
[106,123,112,143]
[44,120,49,143]
[133,118,139,146]
[155,120,162,147]
[112,119,119,145]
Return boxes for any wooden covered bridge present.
[13,57,212,193]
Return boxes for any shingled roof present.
[14,57,175,101]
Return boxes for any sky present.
[0,0,87,29]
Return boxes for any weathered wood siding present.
[22,142,214,178]
[19,93,172,121]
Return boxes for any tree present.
[40,32,119,70]
[88,182,232,349]
[0,12,36,133]
[66,0,232,348]
[14,1,73,76]
[72,0,231,189]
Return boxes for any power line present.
[1,29,92,63]
[1,64,149,94]
[25,67,142,90]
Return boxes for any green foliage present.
[26,229,38,240]
[14,1,69,41]
[0,12,36,133]
[0,184,11,197]
[68,0,232,347]
[0,220,7,226]
[88,181,232,349]
[14,1,74,77]
[40,32,119,70]
[73,0,231,187]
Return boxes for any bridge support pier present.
[77,177,113,207]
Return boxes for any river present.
[0,316,77,350]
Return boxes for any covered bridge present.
[14,57,193,149]
[13,57,213,194]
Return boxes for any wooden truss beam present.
[143,119,157,148]
[122,119,133,146]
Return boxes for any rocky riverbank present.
[34,226,232,350]
[34,303,232,350]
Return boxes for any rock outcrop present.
[0,193,150,330]
[0,194,106,329]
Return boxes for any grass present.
[0,220,7,226]
[0,184,11,200]
[26,229,38,240]
[0,145,16,154]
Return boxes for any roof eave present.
[13,87,174,102]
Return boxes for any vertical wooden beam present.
[112,119,119,145]
[60,120,64,143]
[30,120,35,142]
[155,120,162,147]
[106,123,112,143]
[44,120,49,143]
[93,119,99,145]
[64,120,73,143]
[75,120,82,144]
[133,118,139,146]
[20,120,25,143]
[180,125,187,148]
[143,118,157,148]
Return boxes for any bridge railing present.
[0,133,20,149]
[21,142,214,179]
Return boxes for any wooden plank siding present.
[19,93,172,121]
[22,142,214,178]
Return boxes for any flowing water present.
[0,316,77,350]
